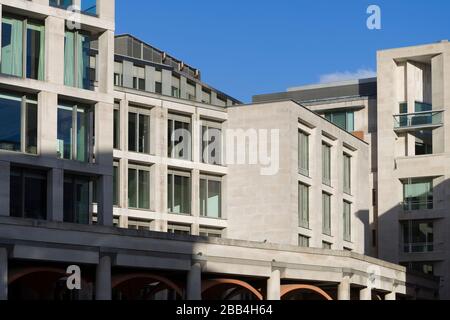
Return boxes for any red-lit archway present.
[202,279,263,300]
[281,284,333,300]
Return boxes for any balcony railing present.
[403,242,434,253]
[402,199,433,211]
[393,110,444,130]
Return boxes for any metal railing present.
[393,110,444,129]
[402,199,433,211]
[403,243,434,253]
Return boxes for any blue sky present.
[116,0,450,102]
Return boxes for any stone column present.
[359,287,372,300]
[0,248,7,301]
[266,269,281,300]
[338,273,351,300]
[95,255,112,300]
[97,30,115,94]
[44,16,65,85]
[186,263,202,300]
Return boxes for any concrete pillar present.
[122,60,134,89]
[195,83,203,103]
[0,248,7,300]
[338,274,351,300]
[186,263,202,300]
[266,269,281,300]
[180,76,187,100]
[145,65,156,93]
[38,91,58,157]
[359,287,372,300]
[97,30,115,94]
[97,174,113,226]
[95,255,111,300]
[162,69,172,96]
[48,168,64,222]
[0,161,10,217]
[97,0,115,21]
[44,16,65,85]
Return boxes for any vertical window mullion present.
[72,104,78,160]
[205,177,209,216]
[20,96,26,153]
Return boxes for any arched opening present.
[9,267,93,300]
[112,273,183,300]
[202,279,263,300]
[281,284,333,301]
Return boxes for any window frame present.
[200,119,223,165]
[128,105,151,154]
[127,163,151,210]
[167,170,192,215]
[199,174,222,219]
[298,182,310,229]
[168,113,192,161]
[298,130,310,177]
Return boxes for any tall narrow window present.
[343,153,352,195]
[113,103,120,149]
[132,65,145,90]
[1,16,45,80]
[298,183,309,228]
[322,143,331,186]
[57,101,93,162]
[343,201,352,242]
[128,164,150,210]
[154,68,162,94]
[322,193,331,236]
[128,107,150,154]
[114,61,123,86]
[10,167,47,220]
[64,175,91,225]
[64,30,91,89]
[200,176,222,219]
[171,75,181,98]
[168,171,191,215]
[201,120,222,165]
[298,131,309,176]
[168,114,192,160]
[0,91,38,154]
[113,161,119,206]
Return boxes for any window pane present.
[113,109,120,149]
[322,193,331,235]
[200,179,207,217]
[57,105,73,159]
[10,169,23,218]
[322,144,331,185]
[1,17,23,77]
[138,114,150,153]
[64,176,90,225]
[207,180,221,218]
[128,113,137,152]
[0,94,21,152]
[172,175,190,214]
[343,155,351,194]
[343,201,351,241]
[24,174,47,220]
[138,170,150,209]
[26,103,38,154]
[403,178,433,210]
[128,169,137,208]
[76,106,89,162]
[298,131,309,176]
[113,165,119,206]
[26,23,45,80]
[333,112,347,130]
[298,184,309,228]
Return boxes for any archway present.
[112,273,183,300]
[202,279,263,300]
[281,284,333,300]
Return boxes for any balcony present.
[402,199,433,212]
[403,242,434,253]
[393,110,444,132]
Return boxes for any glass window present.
[57,102,92,162]
[298,183,309,228]
[402,262,434,276]
[132,65,145,90]
[186,81,196,101]
[200,176,222,219]
[171,75,180,98]
[114,61,123,86]
[113,162,119,206]
[343,201,352,242]
[322,193,331,236]
[298,131,309,176]
[322,143,331,186]
[0,92,37,154]
[343,154,351,195]
[168,224,191,235]
[298,235,310,248]
[325,111,355,132]
[64,175,91,225]
[10,167,47,220]
[168,115,191,160]
[1,16,45,80]
[168,171,191,215]
[128,165,150,210]
[113,104,120,149]
[403,178,433,211]
[128,218,151,231]
[49,0,73,9]
[403,221,434,253]
[128,107,150,154]
[199,227,223,238]
[322,242,332,250]
[201,120,222,165]
[64,30,92,89]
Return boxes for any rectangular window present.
[402,221,434,253]
[199,227,223,238]
[186,80,196,101]
[343,201,352,242]
[322,193,331,236]
[200,120,222,165]
[64,30,92,89]
[168,114,192,160]
[132,65,145,90]
[343,154,352,195]
[325,111,355,132]
[403,178,433,211]
[322,143,331,186]
[64,175,91,225]
[298,131,309,176]
[298,235,310,248]
[154,68,162,94]
[402,262,434,276]
[168,171,191,215]
[0,92,38,154]
[171,75,180,98]
[57,101,93,162]
[1,16,45,80]
[128,164,150,210]
[50,0,74,10]
[298,183,309,228]
[128,107,150,154]
[113,161,119,206]
[202,89,211,104]
[322,242,332,250]
[10,167,47,220]
[114,61,123,86]
[200,176,222,219]
[113,103,120,149]
[168,223,191,235]
[128,218,151,231]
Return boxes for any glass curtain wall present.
[65,30,91,89]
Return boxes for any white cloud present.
[319,69,377,84]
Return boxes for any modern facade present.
[0,0,440,301]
